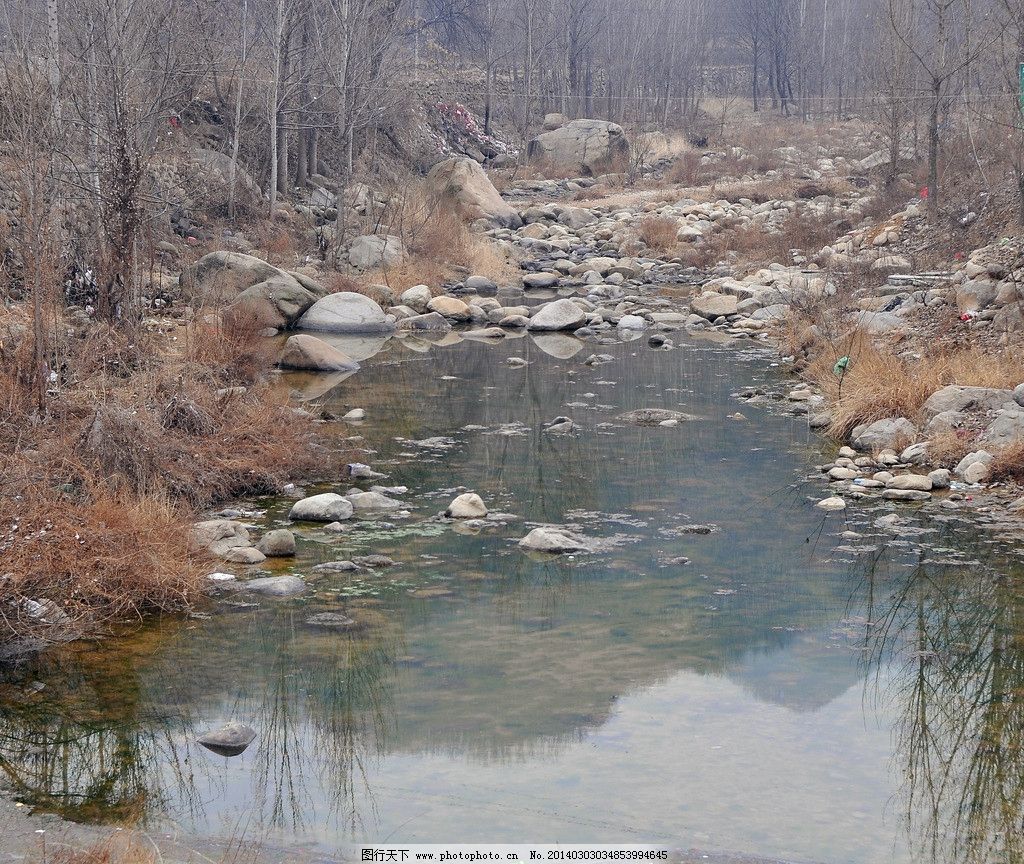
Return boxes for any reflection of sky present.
[180,665,901,864]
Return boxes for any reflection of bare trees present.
[857,537,1024,864]
[0,651,201,824]
[0,611,401,838]
[242,611,398,836]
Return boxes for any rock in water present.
[256,529,296,557]
[240,575,307,597]
[519,526,591,553]
[197,722,257,756]
[289,493,355,522]
[815,496,847,511]
[618,409,694,425]
[305,613,363,631]
[446,493,488,518]
[526,299,586,331]
[279,334,359,372]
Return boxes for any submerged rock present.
[519,526,591,553]
[197,722,257,757]
[617,409,695,425]
[240,575,307,597]
[305,612,363,631]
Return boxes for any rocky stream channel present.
[3,317,1024,864]
[5,178,1024,863]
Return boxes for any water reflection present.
[854,530,1024,864]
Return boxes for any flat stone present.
[519,526,591,553]
[240,575,307,597]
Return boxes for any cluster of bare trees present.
[4,0,1024,297]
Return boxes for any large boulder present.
[851,417,916,451]
[527,299,587,331]
[279,334,360,372]
[288,493,355,522]
[181,251,325,328]
[690,291,738,320]
[920,385,1014,420]
[347,235,404,270]
[425,158,522,229]
[297,291,396,333]
[527,119,630,177]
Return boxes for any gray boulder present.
[197,722,257,757]
[297,291,396,333]
[425,157,522,228]
[519,526,592,553]
[256,529,296,557]
[851,417,916,451]
[181,251,325,328]
[920,385,1014,420]
[346,490,404,511]
[691,292,738,320]
[984,409,1024,446]
[398,312,452,332]
[528,119,630,176]
[348,234,404,270]
[289,493,355,522]
[527,299,586,331]
[446,493,488,518]
[241,575,307,597]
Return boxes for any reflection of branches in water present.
[240,610,399,837]
[0,651,202,826]
[856,530,1024,864]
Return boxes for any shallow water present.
[3,330,1024,864]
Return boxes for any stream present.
[2,328,1024,864]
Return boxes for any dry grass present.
[0,307,327,649]
[366,183,516,292]
[664,151,702,186]
[927,427,983,469]
[637,215,680,253]
[989,441,1024,482]
[799,329,1024,440]
[0,487,201,646]
[39,838,157,864]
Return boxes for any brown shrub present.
[927,427,983,469]
[0,486,201,646]
[664,152,702,186]
[184,311,276,385]
[637,216,679,253]
[988,441,1024,483]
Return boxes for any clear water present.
[3,330,1024,864]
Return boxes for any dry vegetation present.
[367,184,516,292]
[795,328,1024,443]
[0,309,325,650]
